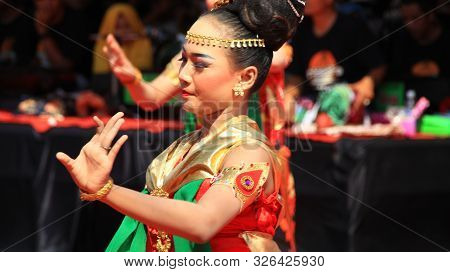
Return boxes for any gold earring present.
[233,82,245,97]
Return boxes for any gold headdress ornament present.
[185,31,265,48]
[287,0,306,23]
[213,0,232,10]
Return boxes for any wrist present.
[122,67,142,86]
[80,178,114,201]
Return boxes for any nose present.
[178,60,192,89]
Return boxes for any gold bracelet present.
[132,68,142,85]
[80,178,114,201]
[123,68,142,86]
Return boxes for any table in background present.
[0,122,181,251]
[1,121,449,251]
[288,136,450,251]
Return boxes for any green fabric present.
[105,180,211,252]
[375,81,405,111]
[172,179,212,252]
[248,91,263,129]
[105,188,149,252]
[318,84,352,125]
[183,111,197,134]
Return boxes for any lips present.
[181,90,193,98]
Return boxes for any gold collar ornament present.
[185,31,265,48]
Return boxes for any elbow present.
[190,233,209,244]
[189,216,218,244]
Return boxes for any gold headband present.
[185,31,265,49]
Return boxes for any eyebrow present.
[182,47,215,60]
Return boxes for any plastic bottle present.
[405,89,416,115]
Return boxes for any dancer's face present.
[178,16,257,117]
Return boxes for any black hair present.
[200,0,305,93]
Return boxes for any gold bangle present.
[123,68,142,86]
[132,68,142,85]
[80,179,114,201]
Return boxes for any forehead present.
[183,16,230,55]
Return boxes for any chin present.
[182,102,197,114]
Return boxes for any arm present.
[350,65,386,111]
[57,115,274,243]
[100,145,273,243]
[103,34,180,111]
[270,43,293,73]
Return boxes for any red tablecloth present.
[0,111,183,134]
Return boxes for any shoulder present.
[221,142,277,194]
[222,143,273,167]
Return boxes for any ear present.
[238,66,258,94]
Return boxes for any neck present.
[311,8,337,37]
[200,101,248,135]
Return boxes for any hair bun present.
[224,0,305,51]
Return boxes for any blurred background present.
[0,0,449,252]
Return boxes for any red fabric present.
[285,129,438,143]
[145,226,175,252]
[195,180,282,252]
[259,71,286,145]
[234,170,263,197]
[0,110,182,133]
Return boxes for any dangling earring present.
[233,82,245,97]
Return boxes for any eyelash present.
[178,56,209,70]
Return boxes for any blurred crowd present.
[0,0,449,122]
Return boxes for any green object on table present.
[419,115,450,136]
[375,81,405,112]
[318,84,352,125]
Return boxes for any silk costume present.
[106,116,285,252]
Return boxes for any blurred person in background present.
[285,0,386,127]
[387,0,450,112]
[92,3,152,75]
[34,0,91,79]
[77,3,153,117]
[388,0,450,79]
[140,0,203,71]
[0,0,39,111]
[0,0,37,67]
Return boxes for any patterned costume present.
[106,116,286,251]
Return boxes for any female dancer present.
[57,0,305,252]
